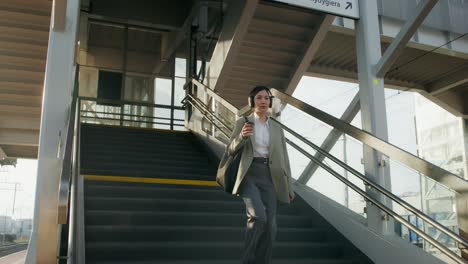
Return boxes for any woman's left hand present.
[289,194,295,201]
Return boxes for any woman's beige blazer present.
[227,115,294,204]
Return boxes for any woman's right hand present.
[241,122,254,138]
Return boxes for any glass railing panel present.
[281,103,347,148]
[420,171,460,259]
[333,136,367,216]
[388,158,461,260]
[187,80,465,262]
[211,101,233,142]
[151,107,172,130]
[216,102,236,130]
[122,105,154,129]
[278,96,464,260]
[284,135,367,218]
[173,109,188,131]
[193,92,236,142]
[284,123,463,261]
[281,102,364,175]
[184,81,465,262]
[345,151,463,260]
[194,83,206,102]
[80,99,121,126]
[80,99,182,130]
[283,133,318,179]
[284,130,367,216]
[280,103,368,216]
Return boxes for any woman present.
[226,85,295,264]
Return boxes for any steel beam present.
[284,14,335,95]
[306,64,425,91]
[208,0,259,92]
[153,3,200,75]
[374,0,438,78]
[428,66,468,96]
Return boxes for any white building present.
[13,219,33,239]
[414,95,467,179]
[0,215,13,234]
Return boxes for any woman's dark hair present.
[249,85,272,97]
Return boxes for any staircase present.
[81,124,372,263]
[81,124,217,181]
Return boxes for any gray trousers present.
[239,159,277,264]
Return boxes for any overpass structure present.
[0,0,467,263]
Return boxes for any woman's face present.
[253,90,270,115]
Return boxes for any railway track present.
[0,243,28,258]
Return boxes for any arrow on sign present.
[345,2,352,9]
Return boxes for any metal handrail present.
[81,115,185,127]
[183,97,230,138]
[284,138,466,264]
[272,117,468,249]
[80,96,185,129]
[68,97,85,264]
[80,110,185,122]
[270,89,468,193]
[80,96,185,110]
[184,93,234,133]
[185,78,468,264]
[57,64,86,263]
[186,87,468,246]
[58,65,80,224]
[191,79,240,114]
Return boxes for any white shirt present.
[253,112,270,158]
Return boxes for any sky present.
[0,159,38,220]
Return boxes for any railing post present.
[120,104,125,126]
[460,118,468,259]
[456,192,468,258]
[210,96,216,137]
[188,82,193,121]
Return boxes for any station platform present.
[0,250,26,264]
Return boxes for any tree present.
[0,158,17,167]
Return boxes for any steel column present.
[356,0,393,234]
[26,0,80,262]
